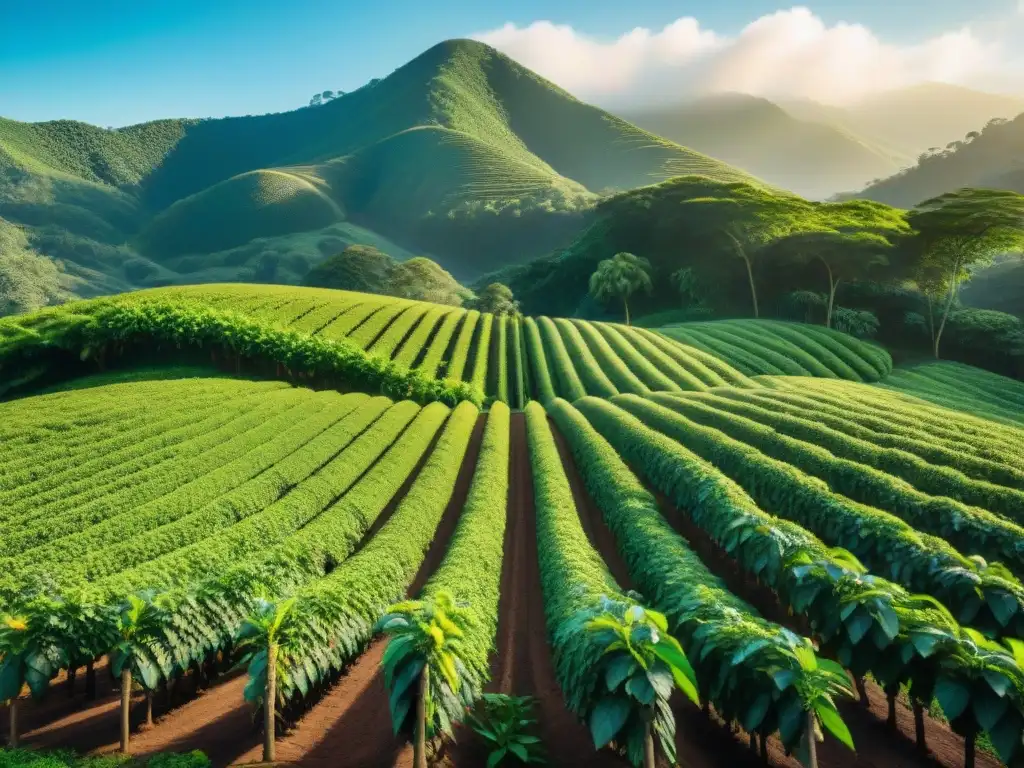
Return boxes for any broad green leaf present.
[487,748,508,768]
[589,696,631,748]
[604,655,635,692]
[935,678,970,721]
[815,699,854,751]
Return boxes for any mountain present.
[784,83,1024,160]
[851,112,1024,208]
[621,93,905,199]
[0,39,758,307]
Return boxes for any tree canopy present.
[303,245,397,294]
[470,283,519,315]
[589,252,653,325]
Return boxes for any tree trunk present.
[743,255,760,318]
[855,677,868,706]
[8,699,18,749]
[120,668,132,753]
[146,691,154,727]
[623,298,631,326]
[965,730,976,768]
[750,732,757,753]
[819,258,837,329]
[643,714,657,768]
[934,258,962,359]
[68,667,77,697]
[86,659,96,700]
[264,643,277,764]
[414,666,429,768]
[886,689,897,730]
[913,699,926,754]
[760,730,769,763]
[805,711,819,768]
[925,293,936,350]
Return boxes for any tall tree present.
[589,252,653,325]
[237,598,297,764]
[773,200,909,328]
[470,283,519,316]
[677,183,817,318]
[110,593,169,753]
[906,188,1024,358]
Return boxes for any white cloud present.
[473,6,1016,108]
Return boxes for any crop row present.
[575,396,1024,763]
[618,393,1024,638]
[548,398,848,752]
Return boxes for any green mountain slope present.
[852,112,1024,207]
[0,38,760,310]
[621,93,904,199]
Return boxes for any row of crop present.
[713,388,1024,491]
[637,327,755,388]
[681,391,1024,522]
[900,362,1024,410]
[287,301,358,336]
[509,315,527,409]
[757,321,878,381]
[575,396,1024,764]
[468,313,493,398]
[416,309,464,379]
[394,307,449,370]
[443,310,479,382]
[789,380,1024,467]
[880,370,1024,428]
[599,324,701,391]
[0,301,482,406]
[0,388,302,523]
[524,402,699,767]
[378,403,510,746]
[622,393,1024,639]
[554,318,617,398]
[663,326,788,377]
[0,378,283,482]
[537,317,586,402]
[346,302,412,349]
[366,305,432,361]
[7,394,369,584]
[492,315,510,404]
[549,398,855,756]
[710,322,841,379]
[523,317,556,404]
[3,394,342,565]
[263,402,479,712]
[571,321,650,394]
[86,400,427,602]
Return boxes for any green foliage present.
[390,257,470,306]
[0,750,209,768]
[302,244,396,293]
[588,252,652,325]
[0,298,481,405]
[110,592,171,692]
[536,317,586,402]
[466,694,545,766]
[524,402,693,766]
[380,402,510,737]
[0,218,69,317]
[574,396,1024,761]
[471,283,519,316]
[235,598,297,708]
[548,398,855,756]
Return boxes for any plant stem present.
[805,710,818,768]
[8,699,18,749]
[623,298,631,326]
[934,255,962,359]
[120,668,132,753]
[67,667,77,697]
[854,676,868,706]
[146,691,154,727]
[414,666,429,768]
[965,730,976,768]
[913,700,926,754]
[264,642,277,764]
[643,713,656,768]
[86,659,96,700]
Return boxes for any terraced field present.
[2,284,1023,768]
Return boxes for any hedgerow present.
[0,300,482,406]
[575,396,1024,763]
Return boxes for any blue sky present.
[0,0,1017,126]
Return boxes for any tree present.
[589,252,653,325]
[670,267,701,309]
[676,183,818,318]
[237,598,297,764]
[772,200,909,328]
[1,218,69,317]
[906,188,1024,358]
[110,593,169,752]
[304,244,397,293]
[389,257,470,307]
[470,283,519,316]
